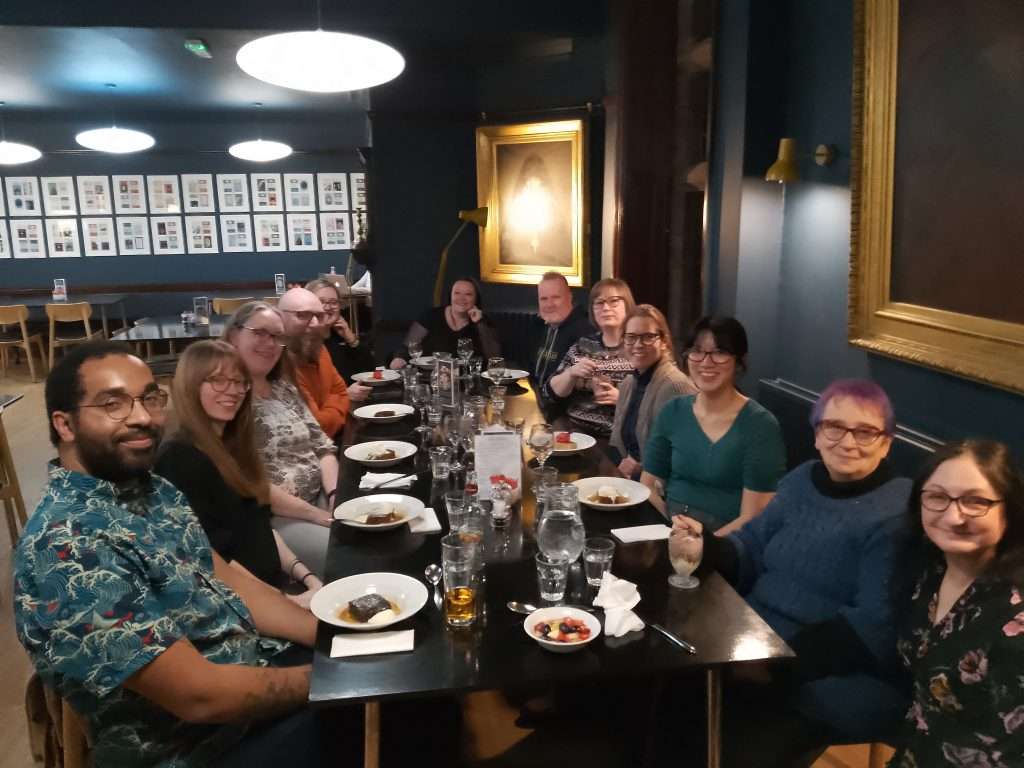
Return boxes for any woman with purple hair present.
[668,379,912,766]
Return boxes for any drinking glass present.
[504,416,525,435]
[441,534,480,627]
[535,553,570,603]
[444,489,467,532]
[465,396,488,431]
[528,423,554,469]
[583,537,616,587]
[668,528,702,589]
[490,480,513,528]
[489,385,507,422]
[407,340,423,363]
[429,446,452,481]
[426,401,443,433]
[409,384,431,434]
[531,465,559,517]
[443,414,464,475]
[457,337,474,362]
[487,356,506,383]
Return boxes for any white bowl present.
[353,403,415,423]
[523,607,602,653]
[482,368,529,383]
[334,494,424,531]
[549,431,597,456]
[344,440,418,468]
[572,476,651,509]
[352,370,402,386]
[311,572,429,631]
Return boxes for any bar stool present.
[46,302,103,368]
[212,297,254,315]
[0,304,48,382]
[0,404,27,545]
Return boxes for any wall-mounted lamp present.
[764,138,837,183]
[434,207,488,307]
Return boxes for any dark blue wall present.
[708,0,1024,456]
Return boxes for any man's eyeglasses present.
[686,349,733,365]
[205,375,251,394]
[623,332,662,347]
[281,309,326,324]
[78,390,169,421]
[592,296,625,309]
[242,326,287,347]
[920,490,1002,517]
[817,420,887,446]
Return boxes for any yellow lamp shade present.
[765,138,799,184]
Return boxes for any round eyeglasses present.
[78,390,169,421]
[280,308,326,324]
[205,375,251,394]
[920,490,1002,517]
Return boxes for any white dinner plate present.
[334,494,424,531]
[482,369,530,383]
[311,572,429,631]
[353,403,415,423]
[548,431,597,456]
[412,356,436,369]
[572,476,651,510]
[344,440,418,468]
[352,370,402,386]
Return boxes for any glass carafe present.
[536,483,585,563]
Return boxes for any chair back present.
[212,297,254,315]
[0,305,32,342]
[46,302,93,325]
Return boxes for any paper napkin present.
[610,524,672,543]
[330,629,415,658]
[359,472,414,490]
[408,508,442,534]
[593,572,645,637]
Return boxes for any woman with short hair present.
[306,277,375,400]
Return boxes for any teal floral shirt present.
[14,463,291,768]
[892,560,1024,767]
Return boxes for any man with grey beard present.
[277,287,350,439]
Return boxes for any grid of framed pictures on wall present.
[0,171,363,259]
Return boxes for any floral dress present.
[890,559,1024,767]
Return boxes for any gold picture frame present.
[850,0,1024,394]
[475,119,586,287]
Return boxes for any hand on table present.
[348,383,372,402]
[618,456,641,478]
[389,358,407,370]
[286,588,319,611]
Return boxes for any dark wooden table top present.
[310,376,793,706]
[0,292,127,307]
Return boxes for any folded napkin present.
[331,629,414,658]
[610,524,671,543]
[593,572,645,637]
[408,507,442,534]
[359,472,413,490]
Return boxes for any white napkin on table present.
[610,524,671,543]
[331,629,415,658]
[408,508,442,534]
[593,572,645,637]
[359,472,414,490]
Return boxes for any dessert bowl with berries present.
[524,606,602,653]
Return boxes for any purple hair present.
[810,379,895,434]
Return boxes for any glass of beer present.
[441,533,480,627]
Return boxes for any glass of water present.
[536,552,570,603]
[445,489,467,532]
[429,446,452,482]
[487,356,506,383]
[583,537,616,587]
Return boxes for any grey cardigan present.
[609,358,697,460]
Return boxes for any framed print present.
[81,217,118,257]
[217,174,250,212]
[284,173,315,211]
[320,212,351,250]
[11,220,45,258]
[0,220,10,258]
[116,216,151,256]
[148,175,181,214]
[151,216,184,254]
[220,214,253,253]
[112,175,147,214]
[250,173,283,212]
[46,219,82,258]
[316,172,349,210]
[475,119,586,287]
[42,177,77,216]
[185,215,219,254]
[253,214,286,252]
[5,176,41,216]
[350,172,367,211]
[77,176,113,215]
[286,213,318,251]
[181,174,215,213]
[0,183,5,216]
[851,0,1024,394]
[435,355,458,408]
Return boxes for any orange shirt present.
[293,346,350,438]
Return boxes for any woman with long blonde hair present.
[155,340,323,607]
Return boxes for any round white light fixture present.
[236,30,405,93]
[228,139,293,162]
[0,140,42,165]
[75,126,155,154]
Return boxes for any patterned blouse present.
[545,332,634,436]
[252,379,336,504]
[14,463,289,767]
[891,559,1024,767]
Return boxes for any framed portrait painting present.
[475,119,586,287]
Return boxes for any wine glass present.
[668,528,702,589]
[409,383,431,435]
[457,337,474,363]
[444,413,465,475]
[407,340,422,363]
[528,423,554,469]
[487,356,506,384]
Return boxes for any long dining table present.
[313,374,794,768]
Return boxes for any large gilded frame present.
[850,0,1024,394]
[475,120,586,287]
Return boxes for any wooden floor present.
[0,361,890,768]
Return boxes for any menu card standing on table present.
[473,428,522,502]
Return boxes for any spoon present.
[506,601,599,615]
[424,563,442,608]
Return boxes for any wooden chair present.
[46,302,103,368]
[0,406,28,545]
[0,304,47,381]
[27,675,92,768]
[212,296,254,315]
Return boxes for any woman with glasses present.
[306,278,375,402]
[889,440,1024,767]
[641,315,785,534]
[666,379,912,765]
[155,341,323,607]
[608,305,695,479]
[545,278,637,436]
[223,301,337,579]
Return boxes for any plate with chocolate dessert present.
[572,477,650,510]
[353,403,415,423]
[311,572,428,630]
[334,494,425,531]
[344,440,418,468]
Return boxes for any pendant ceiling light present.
[0,101,42,165]
[75,84,155,154]
[228,139,293,162]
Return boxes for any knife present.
[650,623,697,654]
